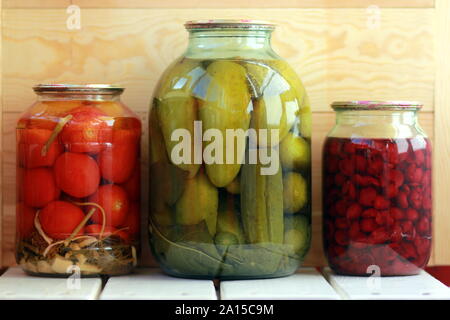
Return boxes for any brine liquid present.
[323,137,432,276]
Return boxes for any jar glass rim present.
[33,84,124,95]
[331,100,423,111]
[184,19,276,31]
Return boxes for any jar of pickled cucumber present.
[16,84,141,276]
[149,20,312,279]
[323,101,432,276]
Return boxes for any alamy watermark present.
[171,121,280,176]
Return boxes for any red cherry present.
[339,158,355,176]
[405,208,419,221]
[396,191,409,209]
[343,142,356,154]
[346,203,362,220]
[334,230,349,246]
[18,128,63,168]
[334,200,348,216]
[325,156,339,173]
[16,202,36,238]
[349,221,362,239]
[390,224,403,243]
[342,181,356,199]
[334,173,346,186]
[23,168,60,207]
[417,217,431,236]
[406,164,423,183]
[408,189,423,210]
[358,187,377,207]
[369,228,390,244]
[89,184,129,227]
[367,156,384,176]
[413,149,425,166]
[354,155,367,173]
[326,139,342,156]
[390,207,404,220]
[373,196,390,210]
[39,201,85,240]
[335,218,349,229]
[401,221,416,241]
[54,152,100,198]
[60,105,112,153]
[389,170,404,188]
[361,208,378,218]
[360,218,378,233]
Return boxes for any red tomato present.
[16,202,36,238]
[88,184,129,227]
[121,163,140,201]
[121,202,140,239]
[54,152,100,198]
[23,168,60,207]
[85,224,130,242]
[97,129,139,183]
[39,201,85,240]
[18,128,63,168]
[60,105,112,153]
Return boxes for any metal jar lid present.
[33,84,124,95]
[184,19,276,31]
[331,100,423,111]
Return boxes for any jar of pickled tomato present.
[323,101,432,276]
[149,20,312,279]
[16,84,141,276]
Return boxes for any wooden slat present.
[100,268,217,300]
[323,268,450,300]
[0,111,435,267]
[2,0,436,9]
[220,268,340,300]
[0,267,102,300]
[433,0,450,265]
[1,8,435,113]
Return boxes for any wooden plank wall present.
[1,0,448,268]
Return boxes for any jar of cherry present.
[16,84,141,276]
[323,101,432,276]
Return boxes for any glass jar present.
[148,20,312,279]
[16,84,142,277]
[323,101,432,276]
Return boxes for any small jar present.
[322,101,432,276]
[16,84,141,277]
[149,20,312,279]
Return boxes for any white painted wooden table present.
[0,267,448,300]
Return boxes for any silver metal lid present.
[33,84,124,95]
[331,100,423,111]
[184,19,276,31]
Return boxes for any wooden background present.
[1,0,449,268]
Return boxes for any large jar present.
[149,20,312,279]
[323,101,432,276]
[16,84,141,276]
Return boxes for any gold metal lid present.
[184,19,276,31]
[33,84,124,95]
[331,100,423,111]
